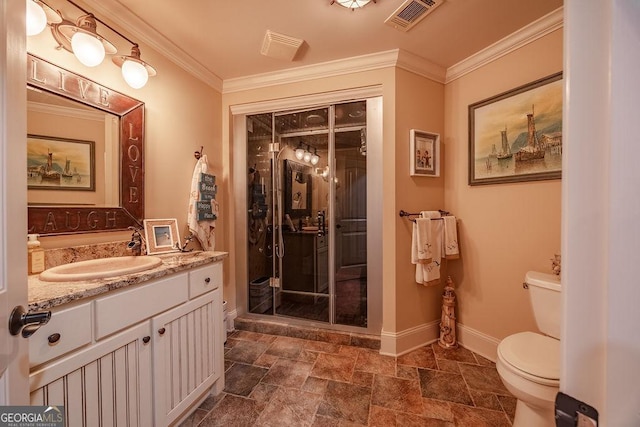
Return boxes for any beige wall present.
[394,68,445,332]
[444,29,563,340]
[26,15,223,252]
[222,67,447,336]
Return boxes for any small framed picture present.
[410,129,440,177]
[143,218,180,254]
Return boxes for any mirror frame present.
[284,159,312,219]
[27,54,145,235]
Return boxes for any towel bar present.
[399,209,450,222]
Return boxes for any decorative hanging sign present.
[197,173,217,221]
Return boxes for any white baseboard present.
[380,320,440,357]
[456,323,500,362]
[379,321,500,361]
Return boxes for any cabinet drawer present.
[189,262,222,298]
[94,273,188,340]
[30,302,92,368]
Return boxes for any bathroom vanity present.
[27,250,227,427]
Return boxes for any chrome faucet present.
[127,226,145,256]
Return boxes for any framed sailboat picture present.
[468,72,563,185]
[27,135,95,191]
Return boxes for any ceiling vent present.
[260,30,304,61]
[384,0,444,32]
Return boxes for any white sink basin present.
[39,256,163,282]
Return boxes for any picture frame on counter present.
[144,218,180,254]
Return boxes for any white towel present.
[413,218,433,263]
[443,216,459,259]
[411,211,442,286]
[187,155,217,251]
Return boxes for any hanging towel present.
[188,155,217,250]
[411,211,442,286]
[443,216,460,259]
[413,218,433,264]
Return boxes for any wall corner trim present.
[445,7,564,83]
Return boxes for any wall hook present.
[194,146,204,160]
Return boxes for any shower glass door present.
[246,101,367,328]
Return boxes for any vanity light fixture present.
[303,145,312,163]
[331,0,376,10]
[310,148,320,165]
[53,13,117,67]
[112,44,157,89]
[35,0,157,88]
[295,142,306,161]
[25,0,61,36]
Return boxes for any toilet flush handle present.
[522,282,529,289]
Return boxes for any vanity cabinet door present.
[30,321,153,427]
[152,289,223,426]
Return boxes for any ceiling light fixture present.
[331,0,376,10]
[42,0,157,88]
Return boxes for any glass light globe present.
[334,0,372,9]
[71,31,105,67]
[295,148,305,160]
[303,151,312,163]
[122,59,149,89]
[310,154,320,165]
[26,0,47,36]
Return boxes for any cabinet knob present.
[204,277,211,284]
[158,327,166,335]
[142,336,151,344]
[48,333,61,344]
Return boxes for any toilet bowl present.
[496,271,561,427]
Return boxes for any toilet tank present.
[525,271,561,339]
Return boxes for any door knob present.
[9,305,51,338]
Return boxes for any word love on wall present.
[196,173,218,221]
[27,54,145,235]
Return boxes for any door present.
[0,0,30,404]
[245,100,372,328]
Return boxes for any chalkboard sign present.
[197,173,217,221]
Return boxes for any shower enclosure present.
[240,96,381,331]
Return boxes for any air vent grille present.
[385,0,444,32]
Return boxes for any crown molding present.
[395,50,447,84]
[445,7,564,83]
[223,50,399,94]
[223,49,446,93]
[81,0,223,91]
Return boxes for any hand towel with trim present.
[187,154,217,250]
[443,215,460,259]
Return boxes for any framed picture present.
[143,218,181,254]
[410,129,440,177]
[27,134,95,190]
[469,72,563,185]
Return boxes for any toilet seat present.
[498,331,559,386]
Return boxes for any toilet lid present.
[498,332,560,381]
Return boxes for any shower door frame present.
[231,87,383,335]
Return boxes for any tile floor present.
[180,328,516,426]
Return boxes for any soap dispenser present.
[27,233,45,275]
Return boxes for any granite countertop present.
[28,251,228,311]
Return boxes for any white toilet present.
[496,271,561,427]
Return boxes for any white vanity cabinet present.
[28,260,224,427]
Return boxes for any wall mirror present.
[284,159,312,219]
[27,53,145,235]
